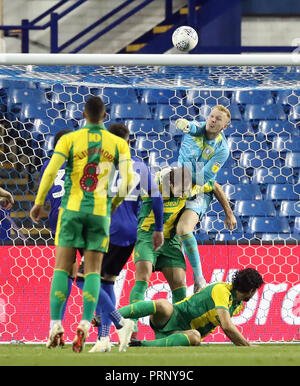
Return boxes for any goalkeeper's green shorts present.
[133,229,186,271]
[55,207,110,252]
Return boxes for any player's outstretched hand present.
[175,118,190,133]
[152,231,164,251]
[30,204,43,224]
[224,213,237,231]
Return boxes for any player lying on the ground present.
[119,268,263,347]
[175,105,231,293]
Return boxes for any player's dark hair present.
[54,129,72,148]
[232,268,264,293]
[108,123,130,140]
[84,95,105,123]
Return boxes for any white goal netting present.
[0,59,299,343]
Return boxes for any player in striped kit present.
[30,96,134,353]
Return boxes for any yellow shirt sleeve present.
[111,138,133,209]
[52,133,71,160]
[35,153,67,205]
[211,283,231,310]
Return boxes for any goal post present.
[0,54,299,344]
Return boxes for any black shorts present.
[101,242,135,277]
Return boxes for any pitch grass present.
[0,343,300,366]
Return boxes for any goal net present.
[0,54,299,344]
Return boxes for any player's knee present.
[154,298,169,313]
[187,329,201,346]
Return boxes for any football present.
[172,26,198,52]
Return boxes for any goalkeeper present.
[175,105,233,292]
[120,268,264,347]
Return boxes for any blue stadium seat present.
[20,103,52,120]
[258,120,298,138]
[272,136,300,152]
[216,168,240,184]
[215,233,245,241]
[239,150,281,169]
[285,152,300,168]
[140,89,180,104]
[153,104,177,120]
[224,121,254,136]
[228,104,242,120]
[275,89,300,105]
[231,90,273,105]
[199,215,244,233]
[110,103,152,120]
[245,217,290,233]
[244,104,286,121]
[184,90,230,107]
[293,217,300,233]
[64,102,85,120]
[227,135,267,152]
[265,184,299,200]
[288,104,300,122]
[261,233,294,241]
[234,200,276,217]
[223,183,263,200]
[252,167,294,184]
[125,119,164,136]
[279,201,300,217]
[103,88,138,104]
[7,88,47,105]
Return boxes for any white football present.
[172,26,198,52]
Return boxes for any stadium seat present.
[184,90,230,107]
[288,104,300,122]
[125,119,164,136]
[224,121,254,136]
[227,135,267,152]
[199,215,244,233]
[265,184,299,200]
[258,120,298,138]
[7,88,47,105]
[261,233,294,241]
[223,183,263,200]
[285,152,300,168]
[140,89,180,105]
[245,217,290,233]
[252,167,294,184]
[279,201,300,217]
[103,88,138,104]
[293,217,300,233]
[239,150,281,169]
[272,136,300,152]
[231,90,273,105]
[20,103,52,120]
[215,233,245,241]
[110,103,152,120]
[216,168,241,184]
[275,89,300,105]
[234,200,276,217]
[153,104,177,120]
[244,104,286,121]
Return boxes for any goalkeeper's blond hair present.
[213,105,231,124]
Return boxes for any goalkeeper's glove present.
[175,118,190,133]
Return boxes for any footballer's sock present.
[98,281,122,329]
[172,286,186,304]
[50,269,69,321]
[180,233,204,278]
[119,300,156,319]
[141,333,191,347]
[129,280,149,329]
[61,276,74,319]
[129,280,148,304]
[82,273,101,322]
